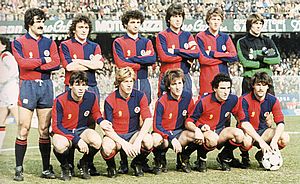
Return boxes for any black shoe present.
[60,164,71,181]
[229,157,242,168]
[255,151,264,168]
[177,154,191,173]
[192,160,199,171]
[217,154,231,171]
[77,160,91,179]
[196,157,207,172]
[14,166,24,181]
[241,156,251,169]
[69,164,75,177]
[41,165,56,179]
[131,162,144,177]
[107,167,117,178]
[153,157,163,175]
[142,158,153,173]
[88,163,100,176]
[161,155,168,173]
[117,160,128,174]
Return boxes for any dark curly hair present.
[211,73,232,90]
[121,10,145,29]
[0,36,11,53]
[68,14,92,38]
[24,8,46,31]
[163,68,185,93]
[69,71,88,86]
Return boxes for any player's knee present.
[142,134,153,149]
[152,133,163,147]
[233,129,244,143]
[19,126,30,138]
[102,140,116,156]
[279,132,290,148]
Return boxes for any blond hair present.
[114,67,136,87]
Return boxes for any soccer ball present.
[262,150,283,171]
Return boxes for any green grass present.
[0,116,300,184]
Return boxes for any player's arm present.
[74,45,104,70]
[174,34,200,59]
[12,40,43,70]
[261,39,281,65]
[131,40,156,66]
[59,43,89,71]
[0,52,18,83]
[195,34,223,66]
[156,33,182,63]
[35,40,60,72]
[236,39,261,69]
[153,101,174,141]
[51,99,81,145]
[113,40,141,70]
[269,99,285,149]
[212,36,238,63]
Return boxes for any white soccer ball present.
[262,150,283,171]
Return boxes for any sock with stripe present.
[39,137,51,171]
[15,138,27,167]
[0,126,6,150]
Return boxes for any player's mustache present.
[37,26,44,30]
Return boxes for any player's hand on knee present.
[270,139,279,151]
[171,138,182,154]
[78,139,89,154]
[132,141,142,155]
[260,141,272,153]
[121,141,136,158]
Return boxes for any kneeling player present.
[152,68,195,174]
[101,67,153,177]
[185,73,249,171]
[239,72,289,168]
[52,71,106,180]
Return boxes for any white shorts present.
[0,80,19,107]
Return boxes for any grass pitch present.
[0,116,299,184]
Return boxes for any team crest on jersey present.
[23,99,28,104]
[264,112,270,117]
[29,52,33,58]
[140,50,145,56]
[182,110,187,116]
[222,45,227,51]
[68,114,72,119]
[251,112,255,117]
[225,112,230,117]
[84,111,90,117]
[118,111,122,117]
[184,43,189,49]
[89,54,94,60]
[209,114,213,120]
[44,50,50,57]
[169,113,173,119]
[134,107,140,113]
[73,54,77,59]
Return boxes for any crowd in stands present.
[1,0,300,21]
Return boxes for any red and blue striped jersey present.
[12,33,60,80]
[60,38,103,86]
[153,91,194,141]
[195,29,238,95]
[113,33,156,79]
[52,90,103,144]
[104,89,151,134]
[156,28,200,74]
[239,92,284,131]
[187,93,240,131]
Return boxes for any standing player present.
[0,36,19,151]
[12,8,60,181]
[236,14,281,167]
[52,71,109,180]
[59,14,104,176]
[101,67,153,178]
[112,10,156,173]
[113,9,156,104]
[195,7,238,96]
[239,72,289,168]
[237,13,280,95]
[152,68,195,174]
[156,3,200,97]
[185,73,248,171]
